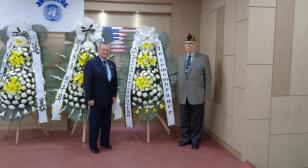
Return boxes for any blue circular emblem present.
[44,4,62,22]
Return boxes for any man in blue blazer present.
[84,42,118,154]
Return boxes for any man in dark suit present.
[177,34,212,149]
[84,42,118,154]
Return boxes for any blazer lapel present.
[181,55,186,75]
[190,53,198,71]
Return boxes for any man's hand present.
[88,100,95,106]
[112,97,116,104]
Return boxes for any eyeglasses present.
[185,42,194,46]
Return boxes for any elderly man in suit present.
[84,42,118,154]
[177,34,212,149]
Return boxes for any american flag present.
[103,27,136,54]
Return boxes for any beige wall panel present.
[269,134,308,168]
[215,6,225,103]
[86,12,171,35]
[86,0,200,58]
[207,103,223,131]
[201,11,217,101]
[224,0,236,55]
[290,0,308,95]
[236,0,248,21]
[87,0,200,56]
[201,0,208,11]
[85,2,172,14]
[204,0,225,13]
[200,11,208,55]
[245,65,272,119]
[201,10,217,130]
[172,0,201,57]
[231,87,245,153]
[201,10,217,59]
[234,20,248,88]
[247,7,275,65]
[212,105,232,144]
[221,56,234,116]
[272,0,295,96]
[271,96,308,134]
[243,119,269,168]
[248,0,276,7]
[87,0,173,4]
[204,100,214,129]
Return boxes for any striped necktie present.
[185,55,192,77]
[103,60,112,82]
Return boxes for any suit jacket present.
[84,56,118,108]
[177,53,212,105]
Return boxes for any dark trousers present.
[89,105,112,149]
[180,99,204,145]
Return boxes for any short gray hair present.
[98,41,110,48]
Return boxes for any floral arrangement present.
[51,18,103,122]
[62,41,96,119]
[0,24,48,122]
[131,41,165,115]
[117,26,177,127]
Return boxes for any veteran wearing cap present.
[176,33,212,149]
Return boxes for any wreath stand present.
[134,112,171,143]
[70,114,88,143]
[4,112,50,145]
[70,111,171,144]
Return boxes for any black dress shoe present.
[90,148,100,154]
[178,141,190,147]
[192,145,199,149]
[100,144,112,150]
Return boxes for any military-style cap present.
[185,33,196,42]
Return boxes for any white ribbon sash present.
[30,33,48,123]
[51,40,82,120]
[155,40,175,126]
[0,39,13,82]
[124,39,140,128]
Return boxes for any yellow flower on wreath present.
[8,51,25,67]
[3,76,22,95]
[142,41,153,50]
[148,56,157,66]
[159,103,165,110]
[135,107,141,114]
[73,72,84,85]
[134,76,151,90]
[78,52,89,66]
[137,52,149,67]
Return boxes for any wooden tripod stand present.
[4,112,50,145]
[70,114,88,143]
[134,112,171,143]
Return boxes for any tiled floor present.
[0,122,255,168]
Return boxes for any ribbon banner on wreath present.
[124,26,175,128]
[51,17,103,121]
[0,22,48,123]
